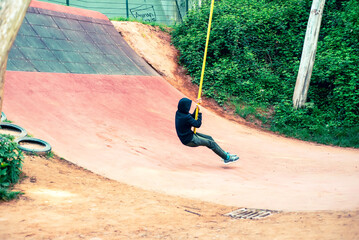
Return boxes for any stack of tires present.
[1,112,51,155]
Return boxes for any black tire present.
[1,112,6,122]
[0,122,27,139]
[15,137,52,155]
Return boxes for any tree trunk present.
[292,0,325,109]
[0,0,31,115]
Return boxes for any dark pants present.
[185,132,227,159]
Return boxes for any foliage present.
[46,151,54,159]
[0,134,24,201]
[172,0,359,147]
[0,187,22,201]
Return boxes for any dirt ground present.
[1,155,358,240]
[1,22,359,240]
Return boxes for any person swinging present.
[175,97,239,164]
[174,0,238,164]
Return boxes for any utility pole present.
[0,0,31,115]
[292,0,325,109]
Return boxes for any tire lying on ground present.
[15,137,52,155]
[1,112,6,122]
[0,122,27,139]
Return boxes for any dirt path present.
[111,21,246,124]
[1,22,359,239]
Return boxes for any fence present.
[38,0,200,25]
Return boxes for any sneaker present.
[223,153,239,164]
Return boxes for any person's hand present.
[194,98,202,112]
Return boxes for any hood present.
[177,98,192,114]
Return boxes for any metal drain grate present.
[225,208,278,220]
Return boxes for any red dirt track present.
[4,70,359,211]
[2,0,359,213]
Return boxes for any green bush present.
[0,134,24,201]
[172,0,359,147]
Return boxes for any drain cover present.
[225,208,278,220]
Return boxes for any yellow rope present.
[194,0,215,134]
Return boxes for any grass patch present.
[109,16,173,33]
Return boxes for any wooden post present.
[0,0,31,115]
[126,0,129,19]
[292,0,325,109]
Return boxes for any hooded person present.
[175,97,239,164]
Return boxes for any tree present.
[0,0,31,114]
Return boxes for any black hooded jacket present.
[175,98,202,145]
